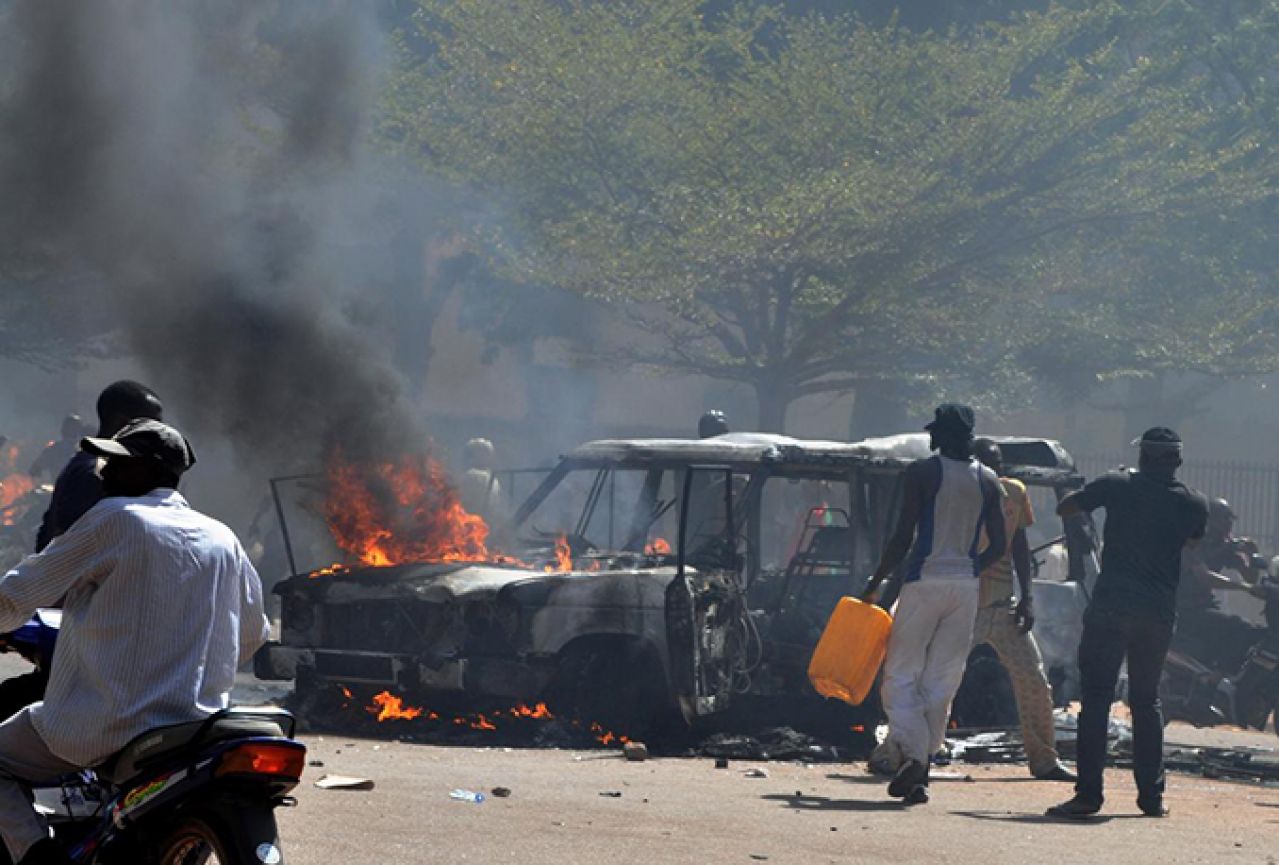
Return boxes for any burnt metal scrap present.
[946,714,1279,786]
[260,432,1096,742]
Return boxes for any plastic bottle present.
[449,789,486,804]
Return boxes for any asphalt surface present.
[0,657,1275,863]
[278,725,1279,865]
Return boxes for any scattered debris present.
[491,787,512,798]
[744,768,770,779]
[449,789,486,804]
[308,760,325,768]
[946,711,1279,786]
[599,790,623,798]
[701,727,837,762]
[624,742,649,762]
[314,774,375,791]
[750,855,770,861]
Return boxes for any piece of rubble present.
[491,787,512,798]
[624,742,649,762]
[599,790,623,798]
[314,774,375,791]
[744,768,769,779]
[715,758,730,769]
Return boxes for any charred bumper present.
[257,641,557,701]
[256,643,467,690]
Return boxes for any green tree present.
[388,0,1273,430]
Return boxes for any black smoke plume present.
[0,0,423,467]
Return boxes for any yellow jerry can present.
[807,596,893,706]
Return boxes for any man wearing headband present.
[1047,427,1209,820]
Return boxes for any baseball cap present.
[81,419,197,474]
[924,403,976,435]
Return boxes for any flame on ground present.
[369,690,426,722]
[361,692,625,744]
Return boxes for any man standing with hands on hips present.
[861,404,1005,805]
[1047,428,1208,819]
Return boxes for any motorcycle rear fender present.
[110,737,301,829]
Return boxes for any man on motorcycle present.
[1177,498,1267,675]
[0,385,167,729]
[0,420,268,865]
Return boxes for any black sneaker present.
[887,759,929,799]
[1045,795,1103,820]
[1032,762,1078,783]
[1138,797,1169,818]
[903,784,930,805]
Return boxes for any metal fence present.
[1076,454,1279,553]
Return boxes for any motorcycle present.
[1162,576,1279,738]
[0,611,306,864]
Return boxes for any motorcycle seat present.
[100,709,290,785]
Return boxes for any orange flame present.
[0,445,35,527]
[544,534,573,573]
[644,538,671,556]
[369,690,425,722]
[510,702,554,719]
[354,697,627,744]
[326,449,491,567]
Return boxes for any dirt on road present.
[280,725,1279,865]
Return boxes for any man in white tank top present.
[861,404,1005,804]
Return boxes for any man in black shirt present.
[1047,428,1209,819]
[34,382,163,552]
[0,382,164,725]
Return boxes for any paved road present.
[0,656,1274,862]
[278,727,1279,865]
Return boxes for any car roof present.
[563,432,1079,480]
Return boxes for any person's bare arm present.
[975,479,1006,575]
[1181,538,1246,589]
[1011,527,1035,632]
[1057,491,1086,519]
[861,467,925,602]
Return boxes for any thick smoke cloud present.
[0,0,422,467]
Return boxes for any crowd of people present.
[859,405,1224,818]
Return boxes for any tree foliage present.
[388,0,1279,429]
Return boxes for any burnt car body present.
[258,433,1098,729]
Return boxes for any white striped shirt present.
[0,489,268,765]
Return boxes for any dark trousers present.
[1075,610,1173,806]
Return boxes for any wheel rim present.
[161,825,225,865]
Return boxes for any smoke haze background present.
[0,0,433,477]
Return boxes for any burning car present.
[257,433,1097,733]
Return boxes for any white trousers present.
[879,580,980,764]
